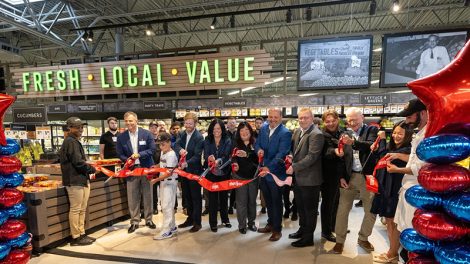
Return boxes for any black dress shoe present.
[247,224,257,232]
[224,222,232,228]
[202,208,209,216]
[128,224,139,233]
[291,238,314,247]
[291,214,298,221]
[178,221,193,228]
[283,210,291,219]
[153,210,159,215]
[239,228,247,234]
[211,227,218,232]
[228,207,234,214]
[260,207,266,214]
[146,221,156,229]
[355,200,363,207]
[189,224,202,233]
[288,230,302,239]
[321,233,336,242]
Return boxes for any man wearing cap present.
[390,99,428,262]
[116,111,157,234]
[60,117,98,246]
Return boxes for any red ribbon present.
[338,136,345,153]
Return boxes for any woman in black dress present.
[232,122,259,234]
[370,121,413,263]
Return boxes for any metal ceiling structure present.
[0,0,469,97]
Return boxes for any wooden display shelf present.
[23,177,128,249]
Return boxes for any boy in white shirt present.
[152,132,179,240]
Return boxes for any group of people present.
[59,98,429,263]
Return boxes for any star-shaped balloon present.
[0,94,15,146]
[407,39,470,137]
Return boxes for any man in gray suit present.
[286,107,324,247]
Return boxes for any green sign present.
[22,57,255,93]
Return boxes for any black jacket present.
[60,135,96,186]
[174,129,204,174]
[348,124,379,175]
[233,143,258,179]
[322,128,353,183]
[203,136,232,182]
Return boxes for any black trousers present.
[320,178,340,235]
[294,185,321,240]
[181,177,202,225]
[229,189,236,208]
[282,185,292,212]
[208,190,229,227]
[152,181,159,211]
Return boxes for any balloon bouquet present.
[0,94,31,264]
[399,40,470,264]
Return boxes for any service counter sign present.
[11,50,273,98]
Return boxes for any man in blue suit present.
[116,111,157,234]
[255,108,292,241]
[174,112,204,233]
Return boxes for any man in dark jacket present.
[332,107,378,254]
[60,117,97,246]
[320,110,352,243]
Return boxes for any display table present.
[23,177,128,249]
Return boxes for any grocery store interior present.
[0,0,469,263]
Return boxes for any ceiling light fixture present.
[86,30,93,42]
[371,79,380,84]
[227,90,240,95]
[369,0,377,15]
[210,17,217,30]
[230,15,235,28]
[163,22,169,34]
[373,47,382,52]
[145,24,153,36]
[299,93,318,97]
[306,7,312,21]
[81,31,88,41]
[286,9,292,23]
[392,0,400,12]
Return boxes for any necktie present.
[430,48,434,59]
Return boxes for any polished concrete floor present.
[30,200,391,264]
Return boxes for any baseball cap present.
[149,121,158,127]
[156,132,171,143]
[396,99,426,117]
[66,117,87,127]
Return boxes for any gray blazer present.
[292,124,324,187]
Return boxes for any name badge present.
[112,137,117,142]
[139,140,146,146]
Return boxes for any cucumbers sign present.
[13,50,272,98]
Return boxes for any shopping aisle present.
[29,202,389,264]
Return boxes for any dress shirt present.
[129,128,140,165]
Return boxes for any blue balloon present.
[400,228,436,254]
[7,232,29,248]
[0,138,20,156]
[1,172,24,188]
[4,202,27,218]
[405,185,443,210]
[444,193,470,223]
[435,244,470,264]
[417,134,470,164]
[0,211,8,226]
[0,243,10,260]
[0,177,5,189]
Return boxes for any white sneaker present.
[154,230,175,240]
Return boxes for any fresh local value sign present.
[11,50,273,98]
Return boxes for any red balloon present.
[0,220,26,240]
[0,189,24,208]
[407,39,470,137]
[418,163,470,193]
[0,94,15,146]
[0,250,30,264]
[0,156,22,175]
[407,257,438,264]
[413,210,470,241]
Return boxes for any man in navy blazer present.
[116,111,156,234]
[174,112,204,233]
[255,108,292,241]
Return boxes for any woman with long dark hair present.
[370,121,413,263]
[232,122,259,234]
[203,118,233,232]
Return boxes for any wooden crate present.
[24,178,128,249]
